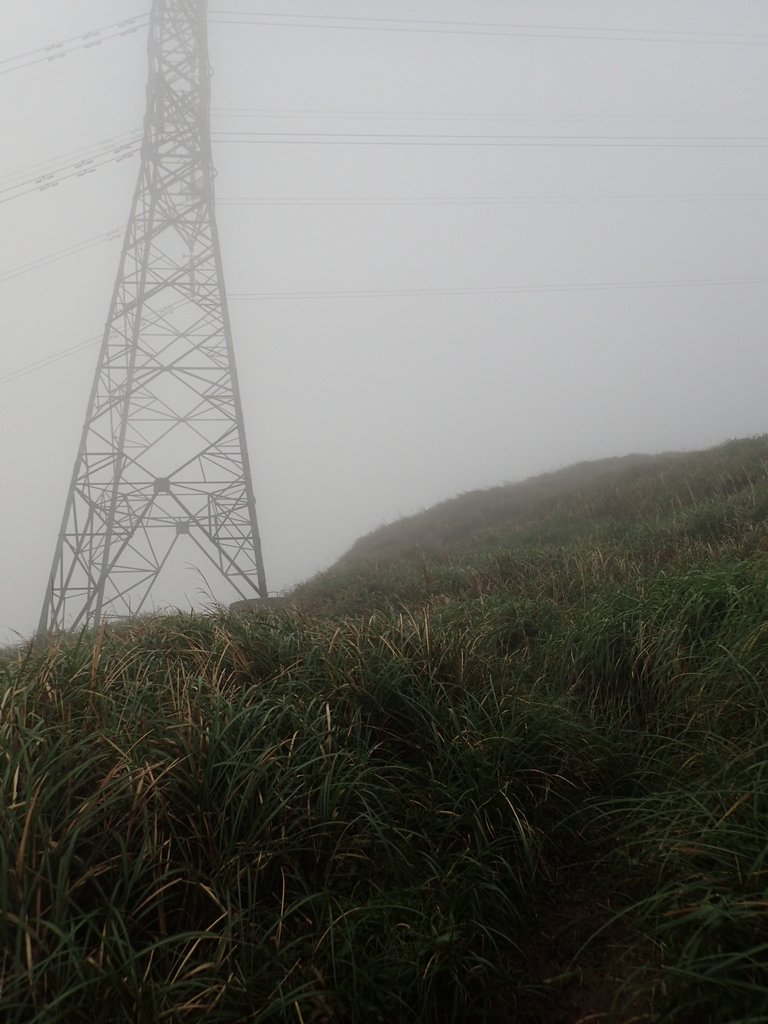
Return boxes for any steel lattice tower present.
[39,0,267,633]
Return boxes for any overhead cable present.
[8,124,763,211]
[0,134,141,205]
[211,107,768,127]
[0,336,103,387]
[5,192,766,290]
[0,16,149,76]
[4,276,763,389]
[0,130,140,189]
[212,131,768,149]
[208,12,768,47]
[7,191,766,291]
[227,275,768,301]
[216,192,768,208]
[0,300,187,389]
[0,230,122,286]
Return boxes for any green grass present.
[0,616,622,1022]
[4,435,768,1021]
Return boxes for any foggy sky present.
[2,0,768,641]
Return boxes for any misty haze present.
[2,2,768,1020]
[2,0,768,638]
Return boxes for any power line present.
[0,15,147,66]
[208,11,768,47]
[3,192,765,289]
[213,131,768,149]
[226,276,768,302]
[212,107,768,127]
[5,132,760,214]
[215,192,768,208]
[0,134,141,205]
[5,274,763,389]
[5,119,762,213]
[0,335,102,387]
[209,9,767,40]
[5,191,764,290]
[0,130,140,189]
[0,301,186,389]
[6,125,758,212]
[0,16,149,76]
[0,230,122,286]
[0,146,140,205]
[5,275,764,389]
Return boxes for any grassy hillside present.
[297,435,768,615]
[3,436,768,1022]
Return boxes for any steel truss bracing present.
[39,0,267,633]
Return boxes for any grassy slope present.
[3,437,768,1022]
[297,436,768,615]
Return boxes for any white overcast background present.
[2,1,768,641]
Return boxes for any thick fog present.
[2,1,768,641]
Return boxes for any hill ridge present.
[334,436,768,568]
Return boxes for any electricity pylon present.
[39,0,267,633]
